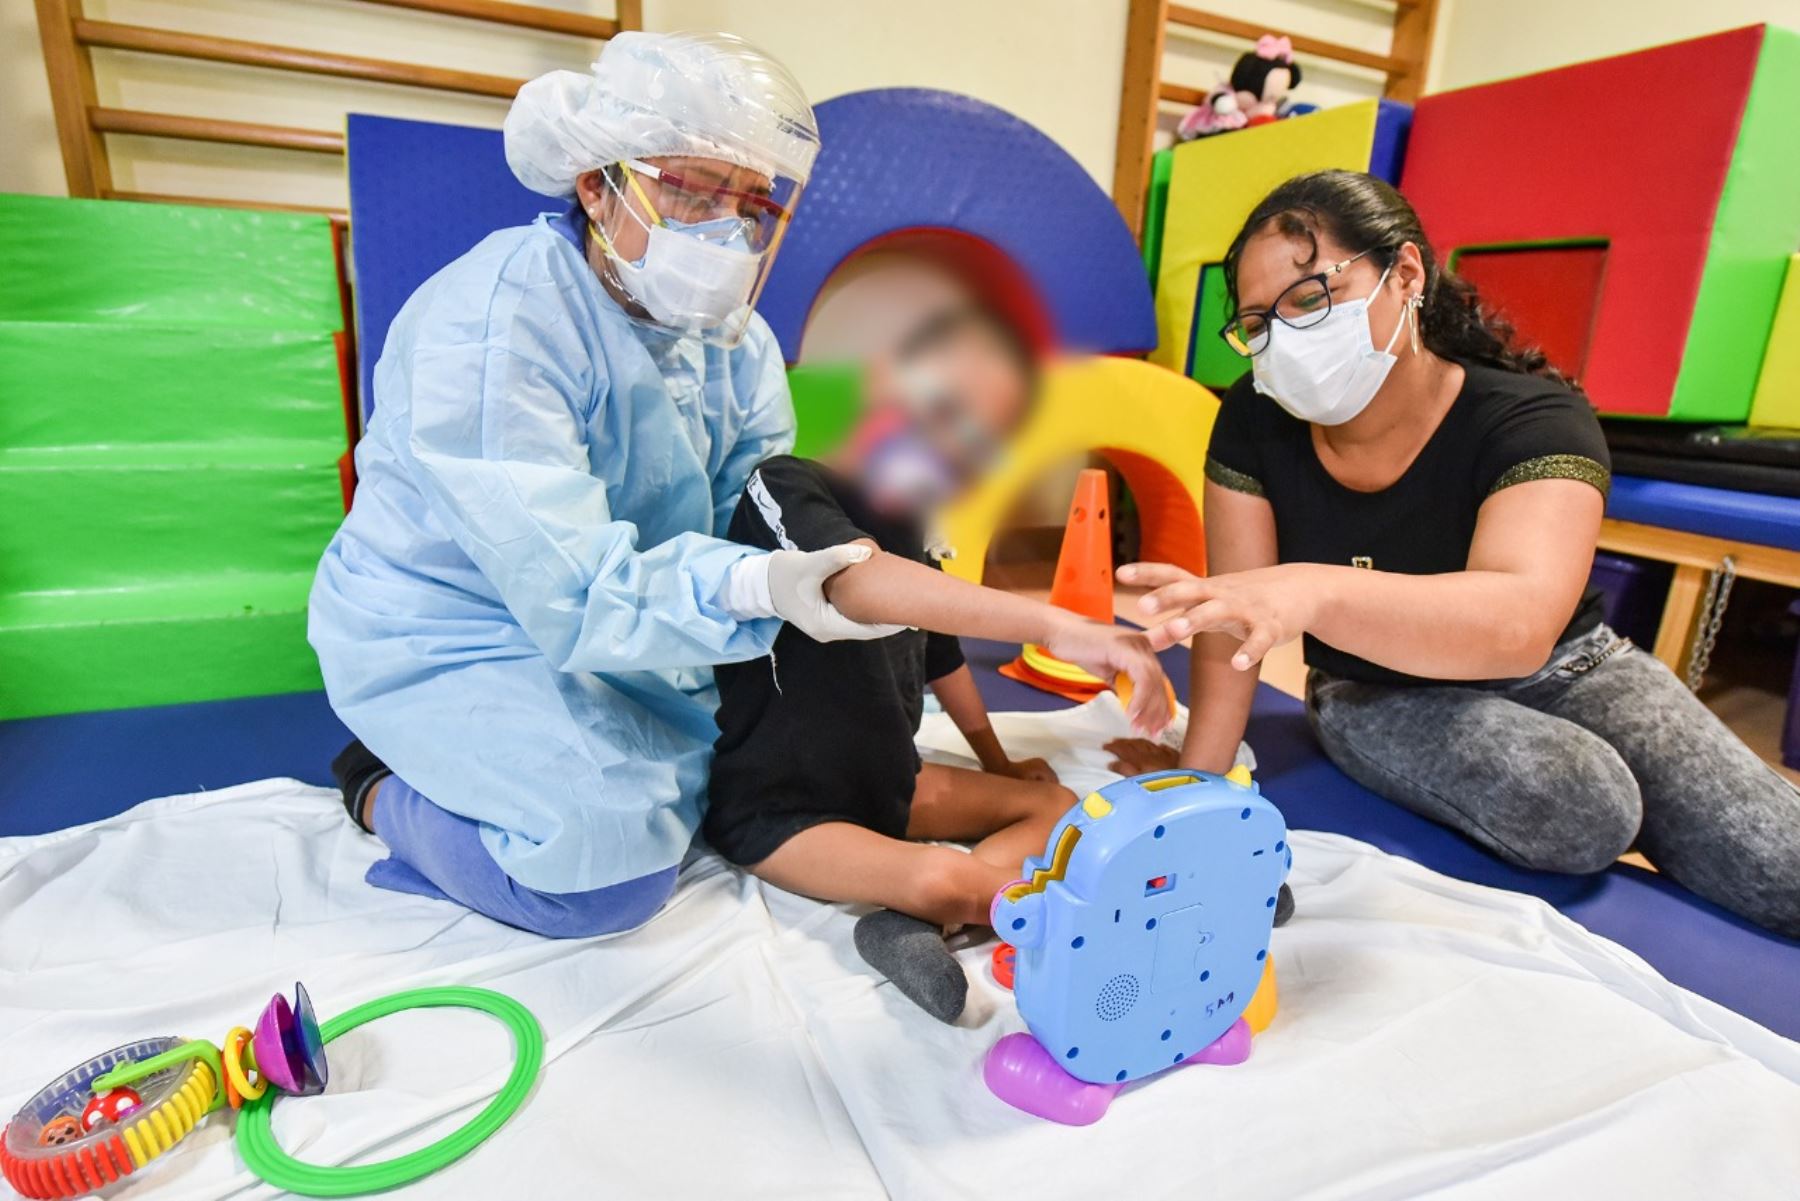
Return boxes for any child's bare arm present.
[825,543,1172,735]
[928,665,1057,781]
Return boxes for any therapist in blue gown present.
[309,33,895,937]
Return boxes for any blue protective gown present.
[309,211,791,894]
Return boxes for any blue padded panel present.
[0,691,349,837]
[758,89,1156,360]
[1370,99,1413,185]
[959,637,1800,1039]
[346,114,549,416]
[1608,474,1800,551]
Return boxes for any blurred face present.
[576,156,777,265]
[841,314,1035,516]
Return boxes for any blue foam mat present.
[346,114,549,417]
[4,643,1794,1037]
[1608,474,1800,551]
[758,89,1157,360]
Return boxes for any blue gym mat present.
[3,643,1794,1037]
[1608,474,1800,551]
[345,114,548,417]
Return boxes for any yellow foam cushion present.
[1750,255,1800,428]
[1152,102,1382,376]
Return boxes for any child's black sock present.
[329,739,390,832]
[1275,882,1295,927]
[853,909,968,1023]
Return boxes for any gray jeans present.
[1306,624,1800,939]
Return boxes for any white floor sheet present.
[3,697,1798,1201]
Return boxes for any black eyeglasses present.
[1220,247,1379,357]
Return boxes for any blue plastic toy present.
[984,766,1289,1124]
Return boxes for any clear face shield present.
[589,156,804,347]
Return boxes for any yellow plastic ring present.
[221,1028,266,1103]
[1020,643,1106,686]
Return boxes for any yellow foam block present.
[1152,102,1382,375]
[1750,254,1800,428]
[940,356,1219,582]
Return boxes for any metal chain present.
[1684,555,1738,692]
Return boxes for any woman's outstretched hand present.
[1118,561,1320,670]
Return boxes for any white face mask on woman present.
[1252,265,1418,426]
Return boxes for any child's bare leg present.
[908,762,1076,876]
[751,822,1003,1022]
[750,821,1012,928]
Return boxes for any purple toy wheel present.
[252,982,328,1097]
[984,1033,1121,1126]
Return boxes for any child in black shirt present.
[707,307,1171,1022]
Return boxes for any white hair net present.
[505,31,820,199]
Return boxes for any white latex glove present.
[765,544,907,642]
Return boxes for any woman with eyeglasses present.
[1104,169,1799,938]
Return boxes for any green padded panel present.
[0,195,345,718]
[1142,149,1174,292]
[0,323,342,449]
[788,361,862,459]
[1671,26,1800,422]
[0,194,341,329]
[0,449,342,593]
[0,574,319,720]
[1189,264,1244,390]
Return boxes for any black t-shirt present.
[1206,363,1611,687]
[705,455,965,865]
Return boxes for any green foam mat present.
[1670,26,1800,422]
[0,574,320,720]
[0,450,343,594]
[0,194,346,718]
[0,194,341,329]
[0,323,343,449]
[788,361,862,459]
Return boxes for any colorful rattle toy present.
[1,984,541,1198]
[984,767,1288,1124]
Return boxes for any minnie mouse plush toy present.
[1230,34,1302,125]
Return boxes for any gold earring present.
[1409,296,1422,355]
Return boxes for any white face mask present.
[1252,265,1416,426]
[607,215,762,335]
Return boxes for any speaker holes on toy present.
[1095,973,1140,1021]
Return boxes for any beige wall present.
[5,2,1796,207]
[1431,0,1800,89]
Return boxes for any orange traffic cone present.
[1001,468,1115,702]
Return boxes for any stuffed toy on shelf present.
[1176,34,1304,141]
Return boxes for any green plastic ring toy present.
[235,986,543,1196]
